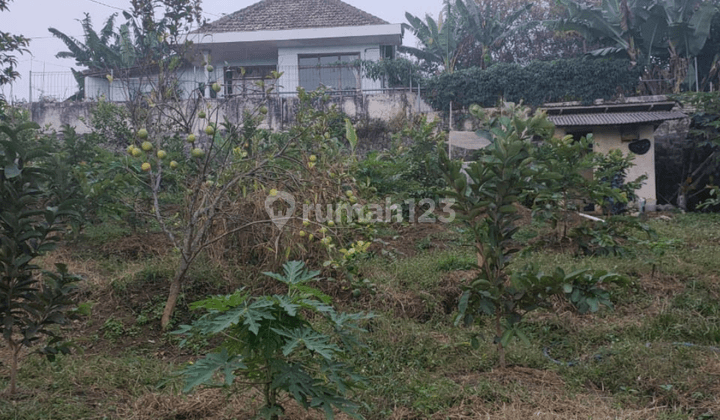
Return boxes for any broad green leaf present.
[275,295,300,316]
[345,118,358,152]
[274,327,340,360]
[4,162,20,178]
[500,329,514,348]
[458,291,470,316]
[514,328,531,346]
[180,349,246,393]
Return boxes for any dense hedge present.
[422,58,643,110]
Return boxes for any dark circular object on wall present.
[628,139,651,155]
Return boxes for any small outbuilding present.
[542,96,686,211]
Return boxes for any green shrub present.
[423,58,642,111]
[0,121,82,394]
[354,116,446,200]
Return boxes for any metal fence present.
[29,64,420,103]
[29,71,79,102]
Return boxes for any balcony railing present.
[29,64,420,102]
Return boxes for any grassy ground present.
[1,212,719,419]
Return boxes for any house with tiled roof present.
[188,0,403,97]
[81,0,402,100]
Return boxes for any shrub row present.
[422,58,642,110]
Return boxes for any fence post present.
[448,102,453,160]
[28,70,32,104]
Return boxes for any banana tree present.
[455,0,534,69]
[551,0,644,63]
[642,0,716,91]
[49,13,126,71]
[552,0,717,92]
[400,7,466,73]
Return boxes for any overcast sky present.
[0,0,442,102]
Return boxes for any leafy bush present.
[423,58,642,111]
[441,103,629,367]
[354,116,447,200]
[0,121,81,394]
[441,102,555,367]
[570,216,656,257]
[530,133,647,243]
[175,261,371,420]
[360,58,426,88]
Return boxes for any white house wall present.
[278,44,382,94]
[85,68,200,101]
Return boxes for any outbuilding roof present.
[542,98,686,127]
[547,111,686,127]
[198,0,389,33]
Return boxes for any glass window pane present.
[320,66,339,89]
[320,56,337,66]
[341,67,357,90]
[340,54,359,64]
[299,67,320,91]
[299,57,316,66]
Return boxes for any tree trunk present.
[9,340,19,395]
[495,310,505,369]
[160,255,191,329]
[677,190,688,211]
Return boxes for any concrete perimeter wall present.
[30,90,435,136]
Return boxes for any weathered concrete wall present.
[31,101,94,133]
[30,90,434,138]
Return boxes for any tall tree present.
[49,13,126,72]
[0,0,30,88]
[491,0,590,64]
[400,6,466,73]
[552,0,718,92]
[455,0,535,69]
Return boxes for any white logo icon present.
[264,191,296,229]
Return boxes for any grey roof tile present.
[548,111,686,126]
[198,0,388,33]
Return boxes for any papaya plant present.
[0,121,81,394]
[174,260,371,420]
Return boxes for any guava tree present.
[440,103,555,367]
[0,121,81,394]
[0,0,29,87]
[441,103,626,367]
[126,82,357,328]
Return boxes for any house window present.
[298,53,360,92]
[380,45,395,60]
[224,65,277,96]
